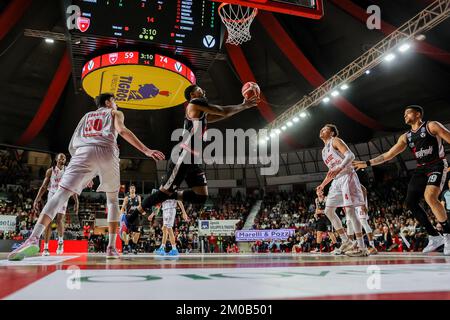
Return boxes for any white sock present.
[44,243,49,250]
[369,240,375,248]
[357,238,366,249]
[108,234,117,248]
[58,236,64,243]
[340,233,349,242]
[31,223,46,239]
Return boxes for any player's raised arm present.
[353,134,407,170]
[113,109,165,161]
[185,96,258,123]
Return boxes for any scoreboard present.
[68,0,222,51]
[81,51,196,110]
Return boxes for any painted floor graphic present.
[5,263,450,300]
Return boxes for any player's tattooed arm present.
[370,155,386,166]
[353,134,407,170]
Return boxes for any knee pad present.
[324,207,344,231]
[361,218,372,234]
[142,190,170,211]
[42,189,72,221]
[347,219,354,236]
[345,207,362,234]
[106,192,120,223]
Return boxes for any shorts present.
[163,209,176,228]
[316,216,330,232]
[356,206,368,220]
[160,149,207,192]
[410,159,448,190]
[60,146,120,195]
[48,191,68,214]
[326,171,365,208]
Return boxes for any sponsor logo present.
[112,76,171,102]
[415,146,433,159]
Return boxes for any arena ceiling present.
[0,0,449,158]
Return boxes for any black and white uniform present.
[126,195,141,232]
[160,97,208,192]
[406,121,448,191]
[315,198,330,232]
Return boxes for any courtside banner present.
[0,215,16,232]
[198,220,240,236]
[235,229,295,241]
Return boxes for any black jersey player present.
[120,85,258,233]
[354,105,450,255]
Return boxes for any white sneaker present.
[346,248,369,257]
[422,235,445,253]
[42,249,50,257]
[339,240,354,253]
[56,242,64,255]
[444,234,450,256]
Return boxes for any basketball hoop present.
[218,3,258,46]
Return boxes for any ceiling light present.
[331,90,340,97]
[323,97,330,103]
[340,84,349,90]
[287,121,293,127]
[398,43,411,52]
[45,38,54,44]
[293,117,299,122]
[384,53,396,62]
[300,112,307,118]
[365,70,371,75]
[281,126,287,131]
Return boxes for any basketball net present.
[218,3,258,46]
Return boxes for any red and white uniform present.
[322,138,365,208]
[60,107,120,195]
[47,166,67,214]
[355,190,369,220]
[162,199,177,228]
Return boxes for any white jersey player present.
[347,185,378,255]
[317,124,368,257]
[8,93,165,261]
[151,199,189,257]
[33,153,79,256]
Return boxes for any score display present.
[81,51,196,110]
[69,0,222,51]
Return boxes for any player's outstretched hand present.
[243,95,260,108]
[352,161,367,171]
[145,149,165,161]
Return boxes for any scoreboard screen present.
[68,0,222,51]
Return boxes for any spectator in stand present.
[208,233,217,253]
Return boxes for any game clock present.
[69,0,222,51]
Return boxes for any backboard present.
[210,0,324,19]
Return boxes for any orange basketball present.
[242,81,260,100]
